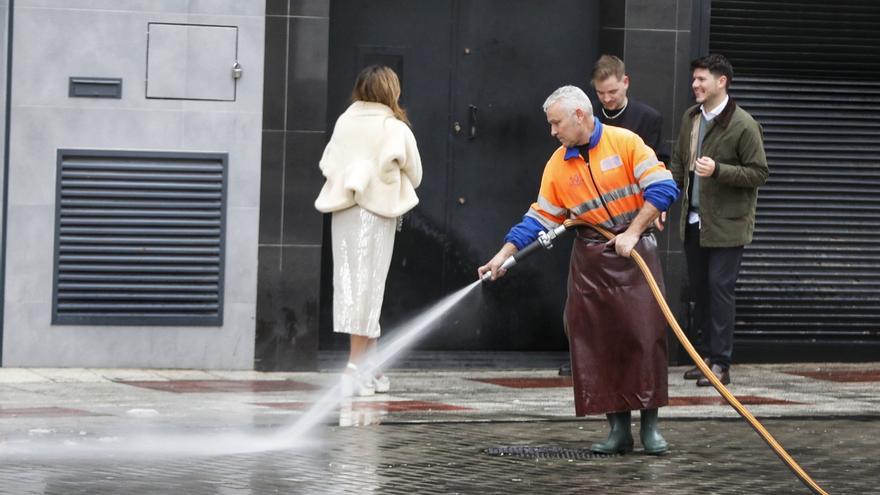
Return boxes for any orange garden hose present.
[564,219,829,495]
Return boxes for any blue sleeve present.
[503,215,544,250]
[643,179,679,212]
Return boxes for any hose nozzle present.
[482,224,568,281]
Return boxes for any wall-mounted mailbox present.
[68,77,123,98]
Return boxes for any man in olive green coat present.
[669,54,769,387]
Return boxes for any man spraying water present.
[478,85,679,455]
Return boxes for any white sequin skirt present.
[331,205,397,338]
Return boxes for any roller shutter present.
[731,79,880,341]
[710,1,880,342]
[710,0,880,81]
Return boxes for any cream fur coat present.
[314,101,422,217]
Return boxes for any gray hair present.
[542,85,593,116]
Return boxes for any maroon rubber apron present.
[564,225,669,416]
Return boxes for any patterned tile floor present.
[0,360,878,494]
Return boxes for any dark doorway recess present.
[322,0,599,351]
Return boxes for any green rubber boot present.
[590,411,634,454]
[639,408,669,455]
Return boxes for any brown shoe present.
[683,358,710,380]
[696,364,730,387]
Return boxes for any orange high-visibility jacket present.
[526,122,673,229]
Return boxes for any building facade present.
[1,0,877,369]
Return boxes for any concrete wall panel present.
[2,1,264,369]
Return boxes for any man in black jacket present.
[592,54,669,162]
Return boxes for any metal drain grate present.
[483,446,618,459]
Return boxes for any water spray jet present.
[279,279,483,440]
[0,280,485,459]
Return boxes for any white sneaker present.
[340,373,375,397]
[373,374,390,393]
[341,363,375,397]
[356,373,376,396]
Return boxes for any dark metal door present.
[324,0,598,350]
[325,0,456,351]
[438,0,597,349]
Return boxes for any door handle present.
[468,104,478,140]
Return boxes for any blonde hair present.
[591,54,625,84]
[352,65,410,126]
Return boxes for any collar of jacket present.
[349,100,395,117]
[688,97,738,128]
[564,117,603,160]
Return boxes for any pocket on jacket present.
[717,202,749,219]
[715,189,753,219]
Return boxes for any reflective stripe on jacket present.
[526,123,673,229]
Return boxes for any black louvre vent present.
[731,78,880,342]
[710,0,880,80]
[53,150,227,326]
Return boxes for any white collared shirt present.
[701,95,729,122]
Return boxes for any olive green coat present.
[669,99,769,247]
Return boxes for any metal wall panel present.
[52,150,227,326]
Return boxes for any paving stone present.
[0,360,877,493]
[0,420,872,494]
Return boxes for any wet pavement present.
[1,354,878,494]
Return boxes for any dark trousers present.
[683,222,744,369]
